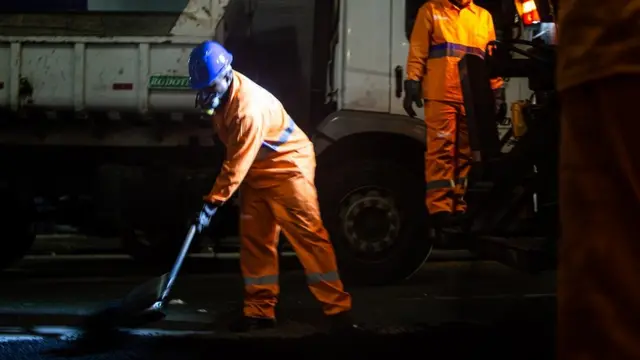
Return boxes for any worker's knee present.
[289,218,330,243]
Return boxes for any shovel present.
[82,209,215,332]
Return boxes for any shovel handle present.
[160,208,218,301]
[159,225,197,302]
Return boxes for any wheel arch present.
[313,110,426,169]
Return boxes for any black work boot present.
[432,211,469,235]
[452,210,469,224]
[450,210,470,231]
[228,316,277,333]
[430,211,454,229]
[327,311,363,335]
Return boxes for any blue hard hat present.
[188,41,233,90]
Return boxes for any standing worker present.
[188,40,357,333]
[557,1,640,359]
[403,0,503,228]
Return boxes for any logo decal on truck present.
[148,75,191,90]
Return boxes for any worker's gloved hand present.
[403,80,423,117]
[195,202,218,233]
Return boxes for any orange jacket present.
[406,0,503,103]
[556,0,640,91]
[205,71,315,204]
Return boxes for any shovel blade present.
[82,224,205,332]
[120,273,170,313]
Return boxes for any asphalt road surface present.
[0,255,556,359]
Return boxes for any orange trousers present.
[238,174,352,319]
[559,76,640,360]
[424,100,471,215]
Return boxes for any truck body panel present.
[336,0,392,114]
[0,0,227,37]
[0,37,209,114]
[0,0,227,115]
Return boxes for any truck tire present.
[0,182,36,270]
[317,157,432,286]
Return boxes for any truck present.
[0,0,558,285]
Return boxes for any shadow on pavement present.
[37,320,555,359]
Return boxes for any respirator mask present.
[195,65,233,116]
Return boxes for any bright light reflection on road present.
[0,325,216,342]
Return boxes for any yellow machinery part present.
[511,100,529,137]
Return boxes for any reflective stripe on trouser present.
[239,177,352,319]
[424,100,471,214]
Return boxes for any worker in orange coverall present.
[188,40,357,334]
[404,0,503,228]
[557,1,640,359]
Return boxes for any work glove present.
[195,201,218,234]
[403,80,423,118]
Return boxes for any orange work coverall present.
[406,0,503,216]
[557,1,640,359]
[204,71,352,319]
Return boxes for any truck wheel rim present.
[339,187,401,258]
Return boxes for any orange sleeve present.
[486,13,504,90]
[205,112,264,204]
[406,4,433,81]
